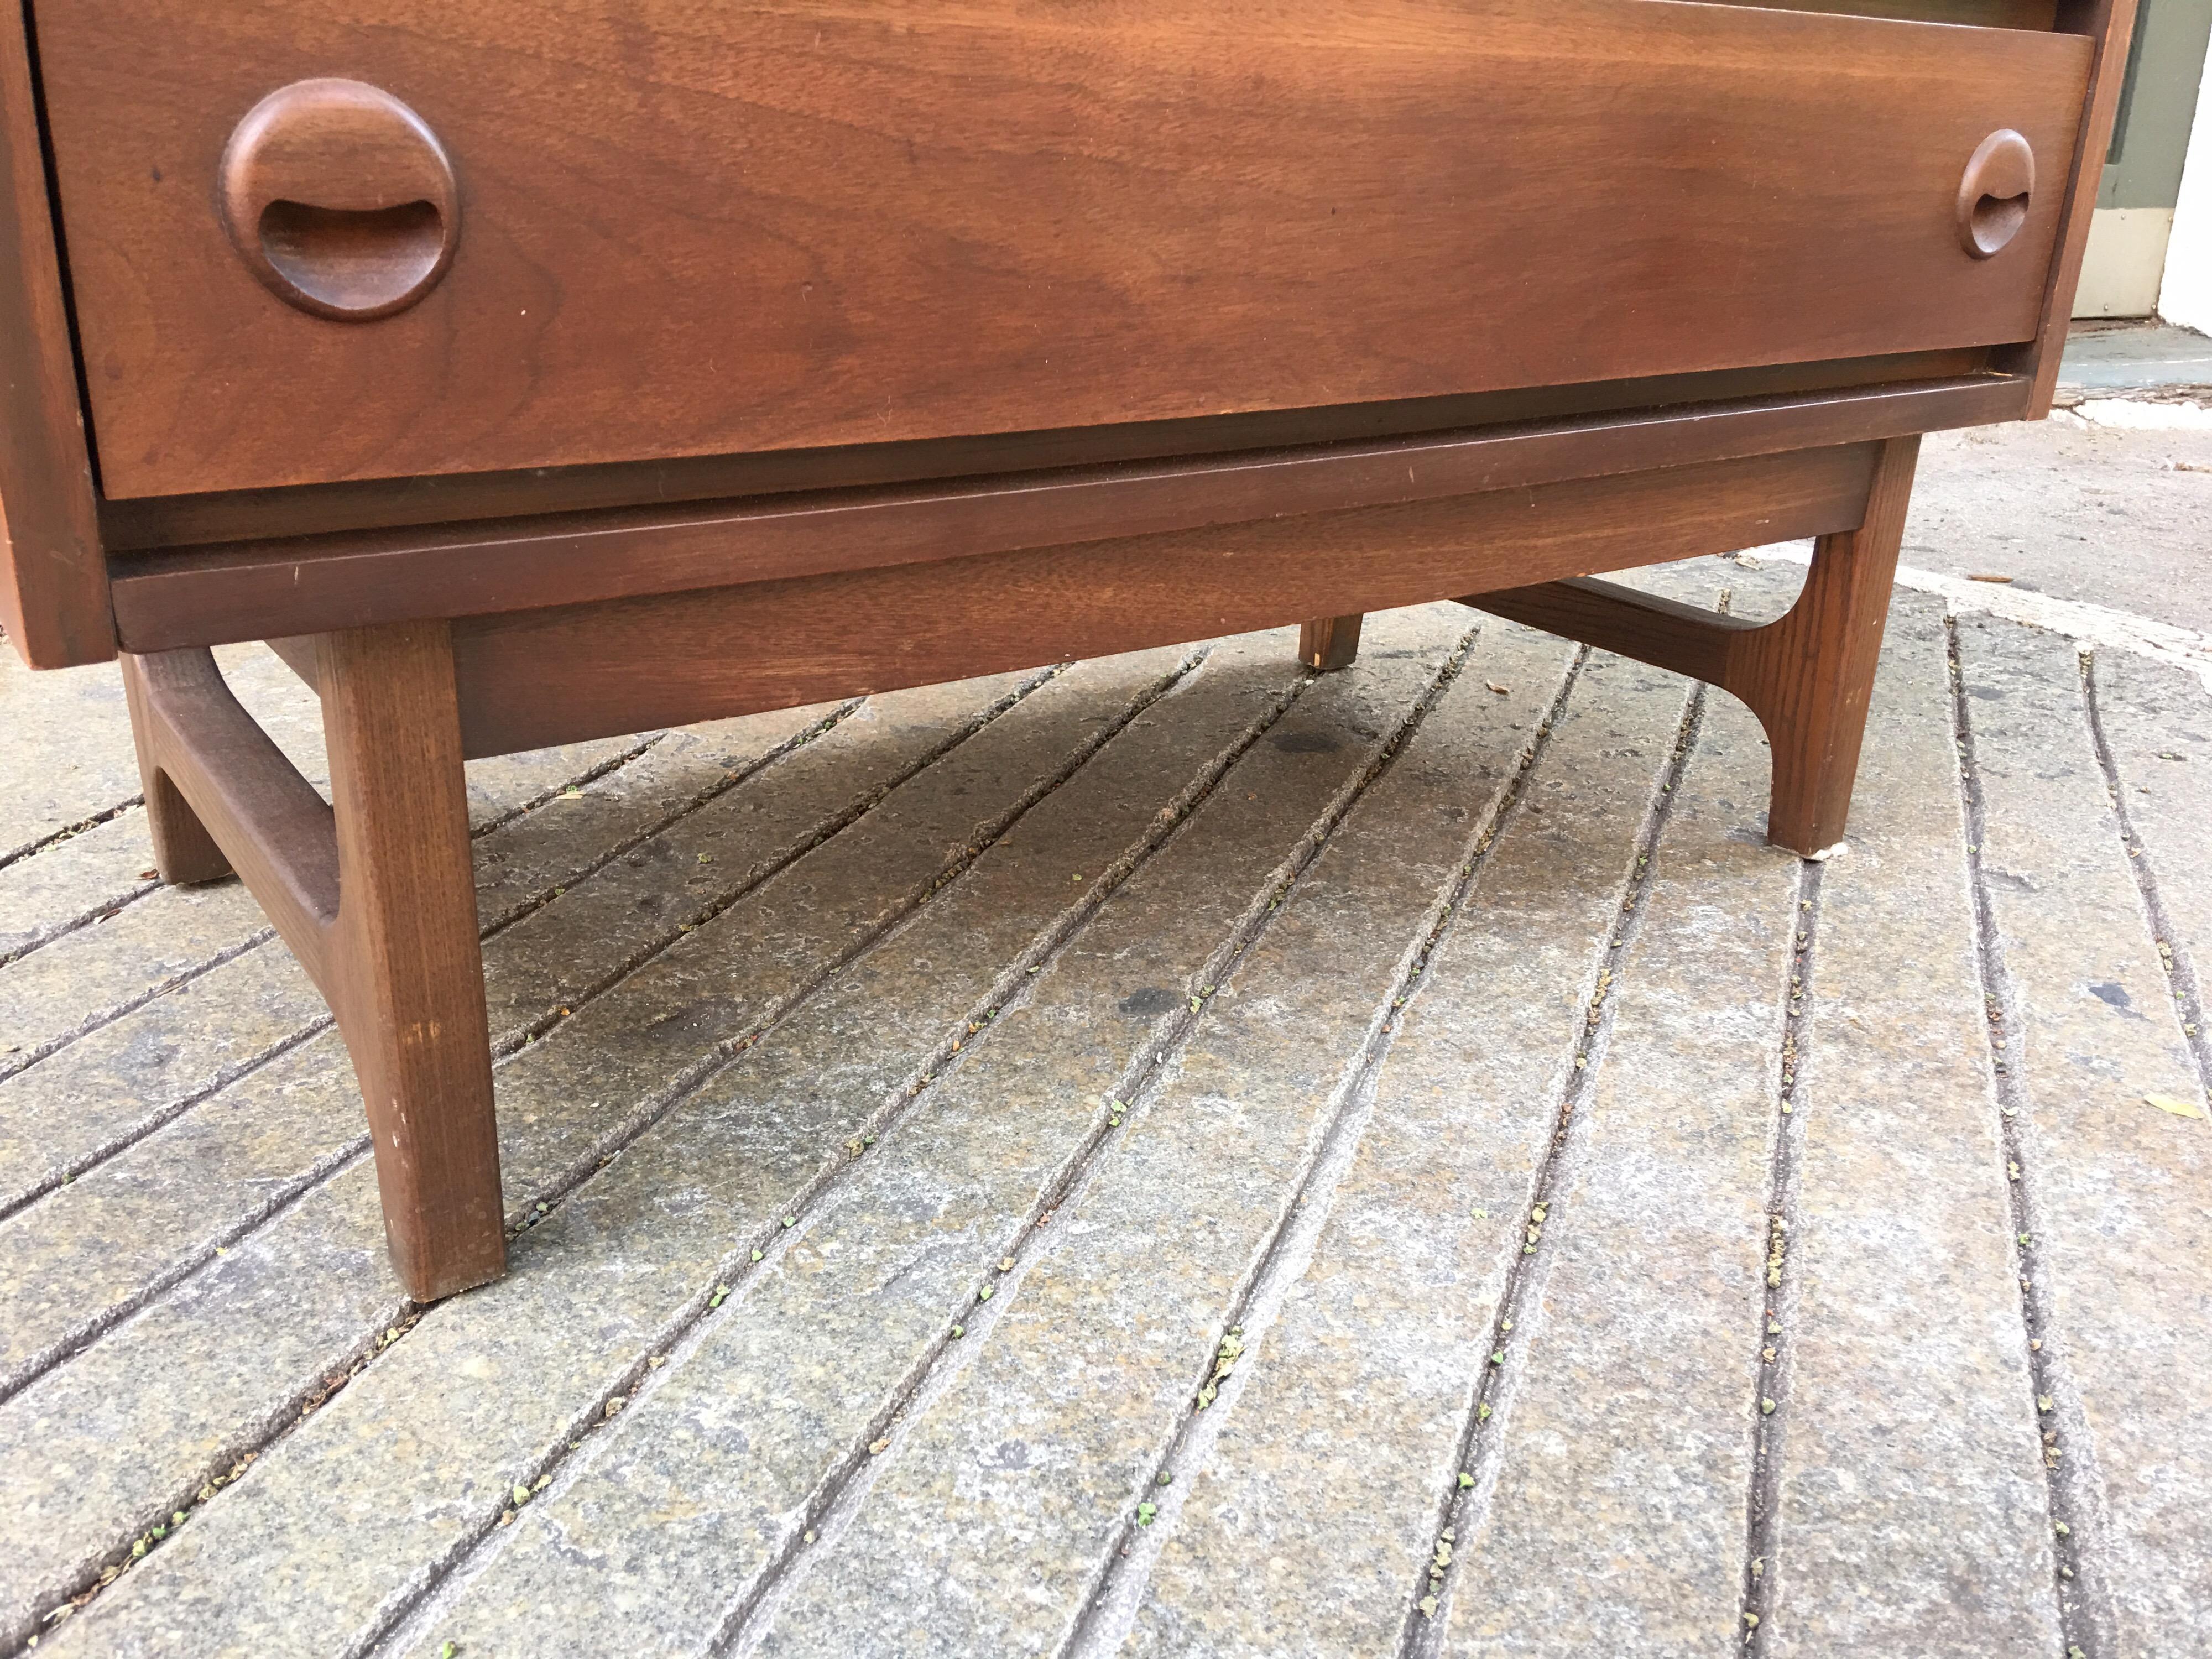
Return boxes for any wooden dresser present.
[0,0,2135,1298]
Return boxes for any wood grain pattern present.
[0,0,111,668]
[108,374,2027,654]
[2002,0,2140,415]
[38,0,2088,499]
[1300,616,1365,672]
[445,444,1877,758]
[317,622,504,1301]
[94,348,1994,554]
[119,648,338,939]
[117,628,503,1301]
[1715,0,2056,23]
[1467,434,1923,853]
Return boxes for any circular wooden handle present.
[218,79,458,320]
[1957,129,2034,260]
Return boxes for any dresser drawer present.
[38,0,2089,500]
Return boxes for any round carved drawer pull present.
[1957,129,2034,260]
[218,79,459,320]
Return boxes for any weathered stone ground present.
[2,537,2209,1658]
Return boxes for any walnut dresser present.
[0,0,2135,1298]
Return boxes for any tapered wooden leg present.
[1300,613,1364,671]
[1733,439,1918,854]
[121,658,233,884]
[120,625,504,1300]
[1459,435,1921,857]
[318,623,505,1300]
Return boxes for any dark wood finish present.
[38,0,2086,499]
[2001,0,2140,415]
[117,628,503,1301]
[1466,436,1923,855]
[0,0,110,667]
[445,445,1877,759]
[5,0,2126,1296]
[1958,130,2036,259]
[1718,0,2057,22]
[97,349,1994,554]
[108,375,2027,654]
[120,656,241,887]
[317,623,503,1300]
[1300,616,1365,674]
[217,78,458,321]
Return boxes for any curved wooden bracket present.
[121,623,504,1300]
[1462,435,1921,855]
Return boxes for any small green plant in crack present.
[1195,1328,1245,1410]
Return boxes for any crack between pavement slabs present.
[1054,643,1590,1659]
[0,794,144,875]
[358,644,1332,1659]
[693,628,1493,1659]
[1738,856,1820,1655]
[2,658,1193,1645]
[1949,618,2116,1659]
[1389,670,1709,1658]
[0,728,674,1089]
[2078,652,2212,1104]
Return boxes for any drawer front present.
[39,0,2091,500]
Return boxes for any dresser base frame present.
[114,434,1917,1302]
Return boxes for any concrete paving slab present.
[1905,420,2212,636]
[385,611,1505,1659]
[0,681,1016,1220]
[0,807,157,966]
[1957,612,2212,1656]
[0,652,143,861]
[0,879,272,1077]
[755,618,1562,1659]
[1439,688,1794,1658]
[2091,650,2212,1044]
[7,557,2210,1659]
[1770,596,2059,1659]
[0,927,320,1212]
[7,637,1297,1655]
[1130,645,1688,1659]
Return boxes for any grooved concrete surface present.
[2,559,2208,1659]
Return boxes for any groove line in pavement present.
[1949,618,2116,1659]
[1,683,968,1219]
[0,796,144,874]
[0,876,159,971]
[705,625,1485,1659]
[1737,858,1822,1655]
[1391,676,1708,1659]
[2080,653,2212,1101]
[1056,646,1590,1659]
[12,648,1229,1643]
[0,665,1082,1400]
[0,731,672,1085]
[357,643,1322,1658]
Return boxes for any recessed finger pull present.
[1957,129,2033,260]
[218,78,459,320]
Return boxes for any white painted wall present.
[2162,40,2212,332]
